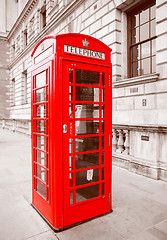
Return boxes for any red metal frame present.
[31,33,112,230]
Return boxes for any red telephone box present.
[31,33,112,230]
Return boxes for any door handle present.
[63,124,67,133]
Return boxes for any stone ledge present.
[112,124,167,133]
[112,154,160,180]
[112,73,159,88]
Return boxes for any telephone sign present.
[31,33,112,231]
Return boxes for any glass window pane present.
[151,5,156,19]
[102,183,104,196]
[69,104,73,118]
[36,120,47,134]
[75,104,100,118]
[152,56,156,73]
[69,68,73,83]
[36,71,46,88]
[75,121,100,135]
[76,184,99,203]
[36,88,46,103]
[102,167,104,180]
[36,104,46,118]
[37,150,46,166]
[36,135,47,150]
[37,165,46,182]
[131,27,139,44]
[140,23,149,42]
[151,19,156,38]
[76,69,100,85]
[69,86,73,101]
[37,180,46,199]
[131,14,139,28]
[76,152,99,169]
[102,136,104,149]
[152,39,156,56]
[141,41,150,59]
[102,73,105,86]
[70,190,73,205]
[141,58,150,75]
[102,152,104,165]
[76,86,99,102]
[140,8,149,25]
[75,137,99,152]
[132,45,140,62]
[132,61,140,77]
[69,138,73,153]
[76,168,99,186]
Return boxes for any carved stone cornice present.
[7,0,38,39]
[8,0,85,69]
[112,73,159,88]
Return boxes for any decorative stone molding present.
[112,73,159,88]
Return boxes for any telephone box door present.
[63,61,112,227]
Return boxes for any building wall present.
[1,0,167,180]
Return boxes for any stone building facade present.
[0,0,167,181]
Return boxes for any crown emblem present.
[82,38,89,47]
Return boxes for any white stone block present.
[134,95,156,110]
[96,25,108,39]
[112,99,117,110]
[112,110,132,125]
[145,82,156,94]
[157,93,167,109]
[158,110,167,125]
[156,20,167,36]
[156,64,167,80]
[117,97,134,110]
[111,53,122,66]
[109,1,115,11]
[90,19,102,34]
[95,5,109,20]
[156,0,167,7]
[101,0,110,7]
[81,9,90,22]
[102,11,115,27]
[156,34,167,52]
[131,109,158,125]
[133,132,157,161]
[156,4,167,23]
[84,14,96,27]
[112,87,125,98]
[156,49,167,64]
[90,1,102,16]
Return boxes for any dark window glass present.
[76,184,99,203]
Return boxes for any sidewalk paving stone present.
[0,129,167,240]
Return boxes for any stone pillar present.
[123,130,129,154]
[116,129,124,153]
[112,129,117,152]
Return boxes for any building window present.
[22,71,28,104]
[41,5,46,29]
[128,1,156,77]
[12,78,15,106]
[12,43,15,59]
[24,28,28,48]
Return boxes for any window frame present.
[127,0,156,78]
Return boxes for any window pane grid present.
[130,3,156,77]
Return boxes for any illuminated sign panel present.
[64,44,105,60]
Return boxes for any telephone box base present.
[32,204,113,232]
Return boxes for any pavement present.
[0,128,167,240]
